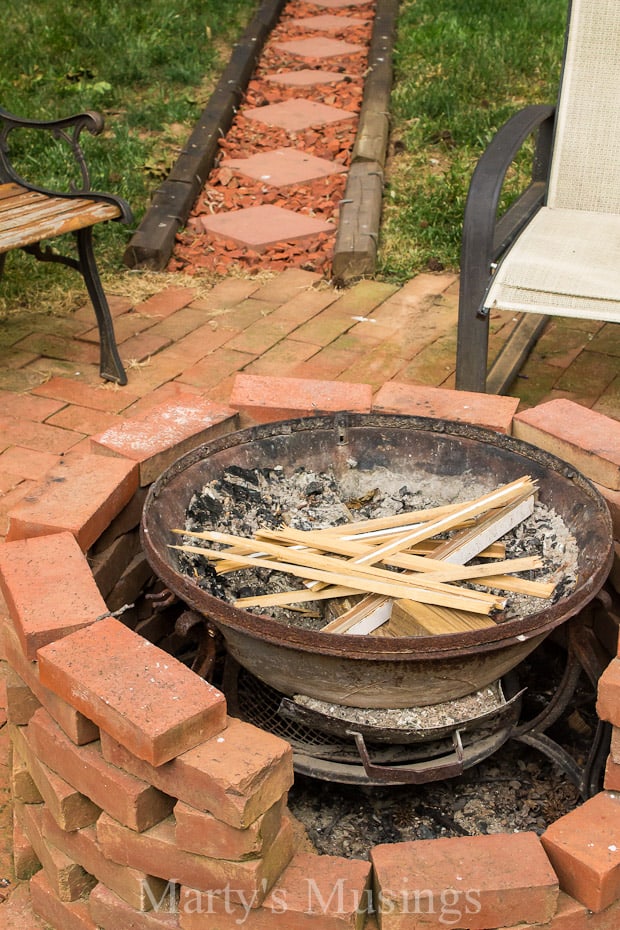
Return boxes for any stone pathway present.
[169,0,373,277]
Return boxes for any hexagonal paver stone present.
[199,205,334,251]
[243,98,355,132]
[273,37,364,59]
[290,15,368,32]
[222,148,347,187]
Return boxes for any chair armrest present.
[460,103,555,315]
[0,106,132,222]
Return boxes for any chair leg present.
[454,223,494,396]
[455,295,491,393]
[75,227,127,385]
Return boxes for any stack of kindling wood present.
[172,475,557,637]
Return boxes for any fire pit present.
[141,414,613,724]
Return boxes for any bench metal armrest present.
[0,106,132,221]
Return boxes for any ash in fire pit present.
[178,462,579,630]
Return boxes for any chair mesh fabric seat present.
[484,0,620,323]
[485,207,620,322]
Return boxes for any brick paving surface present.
[0,267,618,922]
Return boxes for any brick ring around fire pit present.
[2,396,620,930]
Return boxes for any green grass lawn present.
[378,0,568,281]
[1,0,568,311]
[0,0,256,310]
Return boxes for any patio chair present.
[455,0,620,394]
[0,106,133,385]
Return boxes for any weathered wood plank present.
[0,186,120,253]
[332,160,383,281]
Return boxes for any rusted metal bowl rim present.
[141,413,613,662]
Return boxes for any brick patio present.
[0,266,619,929]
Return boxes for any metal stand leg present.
[76,227,127,385]
[510,613,612,800]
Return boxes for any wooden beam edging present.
[123,0,288,270]
[332,0,400,283]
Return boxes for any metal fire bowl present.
[141,413,613,708]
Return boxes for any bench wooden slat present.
[0,182,121,253]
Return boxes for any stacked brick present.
[1,393,620,929]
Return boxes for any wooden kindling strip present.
[171,531,518,605]
[170,543,504,613]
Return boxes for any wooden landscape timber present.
[172,474,557,637]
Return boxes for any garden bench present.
[0,107,133,384]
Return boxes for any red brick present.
[372,382,519,434]
[190,278,260,309]
[75,294,133,321]
[0,533,106,659]
[45,404,121,435]
[100,716,293,829]
[11,745,43,802]
[174,795,287,860]
[251,268,324,303]
[593,481,620,540]
[97,812,296,905]
[90,486,147,551]
[5,665,41,724]
[28,707,174,831]
[513,400,620,490]
[5,452,139,550]
[229,373,372,423]
[0,480,38,536]
[542,791,620,912]
[605,754,620,791]
[3,617,99,744]
[12,812,41,880]
[0,388,65,421]
[32,376,140,413]
[0,446,62,481]
[0,470,23,494]
[161,320,241,365]
[89,882,180,930]
[178,852,371,930]
[89,527,142,599]
[597,659,620,725]
[0,879,47,930]
[10,723,100,830]
[0,413,83,454]
[14,801,95,901]
[501,890,589,929]
[609,543,620,596]
[176,347,255,390]
[121,381,203,420]
[41,809,169,911]
[135,287,197,318]
[371,832,558,929]
[106,550,152,611]
[119,331,172,361]
[30,870,98,930]
[90,396,239,485]
[37,617,227,766]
